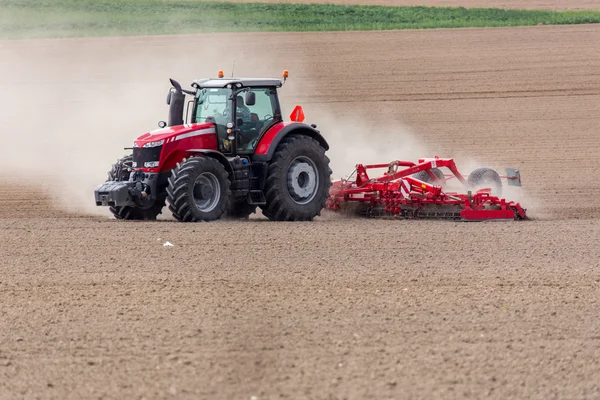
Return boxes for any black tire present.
[467,167,502,196]
[413,168,445,185]
[259,207,275,220]
[107,155,165,221]
[260,135,331,221]
[225,199,257,219]
[167,156,231,222]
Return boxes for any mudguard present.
[253,122,329,162]
[186,149,234,176]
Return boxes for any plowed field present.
[1,25,600,399]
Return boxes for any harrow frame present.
[326,157,527,221]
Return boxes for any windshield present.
[194,88,232,124]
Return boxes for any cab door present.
[235,88,281,155]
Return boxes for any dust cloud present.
[302,105,429,180]
[0,38,170,216]
[0,34,284,217]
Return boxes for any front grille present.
[133,146,162,167]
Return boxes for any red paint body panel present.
[254,122,291,155]
[133,123,218,173]
[460,209,516,221]
[134,123,215,146]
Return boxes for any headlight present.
[143,140,164,148]
[133,142,139,148]
[144,161,159,168]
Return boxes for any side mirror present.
[166,91,172,105]
[245,91,256,106]
[158,121,167,128]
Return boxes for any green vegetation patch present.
[2,0,600,39]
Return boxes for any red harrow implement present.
[326,157,527,221]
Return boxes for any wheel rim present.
[287,156,319,205]
[193,172,221,212]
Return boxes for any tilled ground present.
[1,25,600,399]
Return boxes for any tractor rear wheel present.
[107,155,165,220]
[413,168,445,185]
[467,167,502,196]
[167,156,231,222]
[261,135,331,221]
[225,199,257,219]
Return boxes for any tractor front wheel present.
[107,155,165,220]
[261,135,331,221]
[167,157,231,222]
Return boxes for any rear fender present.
[253,122,329,162]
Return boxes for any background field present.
[226,0,600,10]
[2,1,600,399]
[2,0,600,38]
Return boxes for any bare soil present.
[1,25,600,399]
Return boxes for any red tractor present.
[95,71,331,221]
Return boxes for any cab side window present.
[195,88,232,153]
[236,88,279,154]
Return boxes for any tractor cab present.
[167,71,287,157]
[192,83,282,155]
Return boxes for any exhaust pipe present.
[167,78,185,127]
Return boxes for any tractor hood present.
[133,122,215,147]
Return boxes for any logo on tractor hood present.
[134,123,215,147]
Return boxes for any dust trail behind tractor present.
[326,157,527,221]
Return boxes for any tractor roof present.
[193,78,283,89]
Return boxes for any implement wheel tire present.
[107,155,165,220]
[467,167,502,196]
[167,156,230,222]
[413,168,445,186]
[260,135,331,221]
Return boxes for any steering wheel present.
[263,114,273,121]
